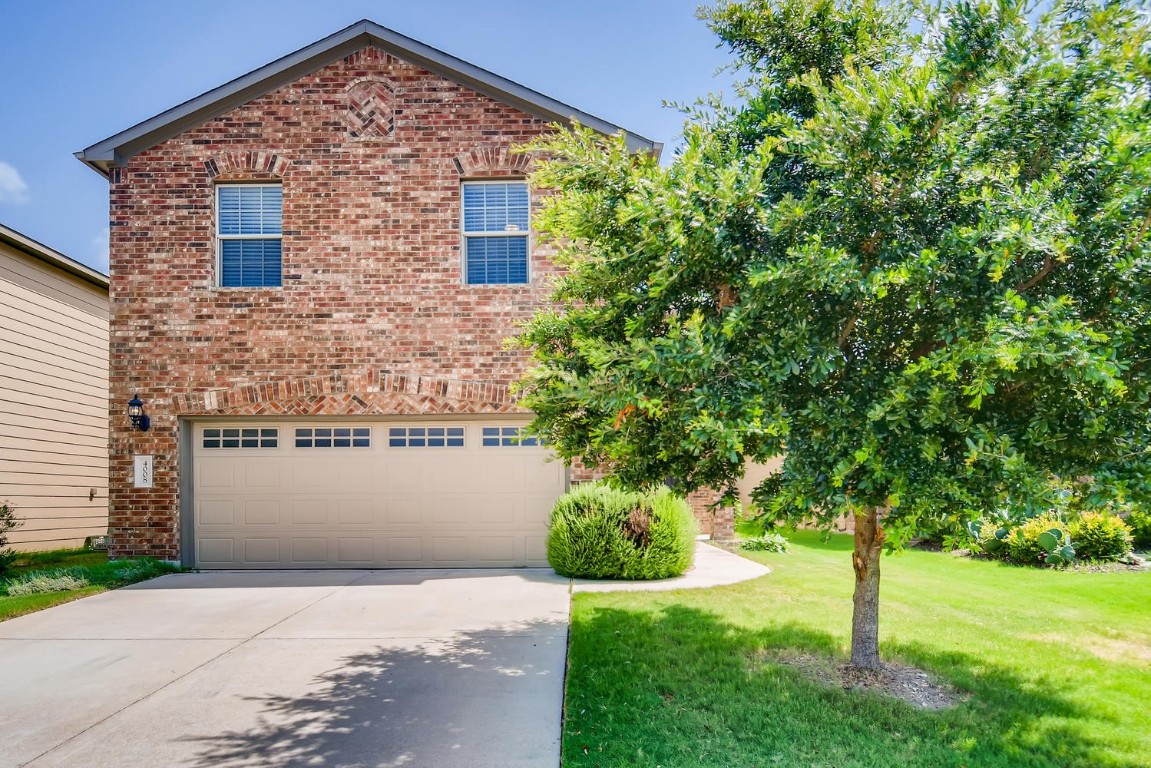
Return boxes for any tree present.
[517,0,1151,669]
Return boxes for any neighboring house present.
[75,20,730,570]
[0,223,110,551]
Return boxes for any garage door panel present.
[198,500,235,526]
[198,461,235,489]
[291,499,331,525]
[524,494,558,524]
[432,496,518,525]
[386,537,423,564]
[525,536,547,563]
[432,537,469,563]
[244,461,282,488]
[192,420,567,568]
[243,538,280,565]
[337,537,374,563]
[292,462,337,488]
[290,537,329,564]
[336,499,374,525]
[384,462,426,492]
[384,498,423,525]
[198,538,235,564]
[476,536,516,562]
[243,499,281,525]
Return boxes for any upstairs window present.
[462,181,529,285]
[217,185,282,287]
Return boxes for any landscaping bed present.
[562,531,1151,767]
[1,549,180,621]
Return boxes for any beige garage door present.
[190,419,566,568]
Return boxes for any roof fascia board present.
[0,224,110,290]
[77,21,657,175]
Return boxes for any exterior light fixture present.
[127,394,150,432]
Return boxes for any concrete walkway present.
[571,541,771,593]
[0,569,570,768]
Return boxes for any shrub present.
[547,482,697,579]
[1005,513,1074,566]
[1126,508,1151,551]
[740,533,790,553]
[1070,511,1133,561]
[0,502,21,575]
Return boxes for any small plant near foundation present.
[0,502,22,575]
[739,533,790,553]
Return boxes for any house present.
[0,223,110,551]
[76,20,730,569]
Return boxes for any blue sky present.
[0,0,733,273]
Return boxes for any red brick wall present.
[107,46,725,559]
[107,47,560,559]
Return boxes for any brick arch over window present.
[451,146,533,178]
[203,151,293,179]
[169,370,523,417]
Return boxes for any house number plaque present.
[133,455,154,488]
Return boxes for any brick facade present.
[106,45,731,561]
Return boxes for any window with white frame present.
[203,427,279,449]
[294,427,371,448]
[462,181,529,285]
[388,426,465,448]
[481,426,542,447]
[217,184,282,287]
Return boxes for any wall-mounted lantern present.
[127,394,150,432]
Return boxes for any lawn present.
[562,531,1151,768]
[0,549,179,621]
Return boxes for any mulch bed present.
[753,650,964,710]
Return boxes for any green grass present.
[7,548,108,575]
[0,549,180,621]
[562,531,1151,768]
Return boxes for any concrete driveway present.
[0,569,570,768]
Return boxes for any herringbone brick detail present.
[169,370,522,417]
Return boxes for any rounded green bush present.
[1125,508,1151,551]
[547,482,697,579]
[1070,511,1133,561]
[1005,513,1069,565]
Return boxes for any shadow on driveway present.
[183,619,565,768]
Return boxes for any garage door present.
[190,419,566,568]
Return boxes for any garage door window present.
[203,428,279,449]
[482,426,540,447]
[388,426,465,448]
[294,427,371,448]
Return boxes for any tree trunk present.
[850,506,886,670]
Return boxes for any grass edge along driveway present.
[1,549,179,621]
[562,531,1150,768]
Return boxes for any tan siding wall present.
[0,243,109,551]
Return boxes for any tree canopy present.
[517,0,1151,667]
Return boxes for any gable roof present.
[0,223,109,290]
[76,19,660,177]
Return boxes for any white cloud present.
[91,228,110,272]
[0,162,29,204]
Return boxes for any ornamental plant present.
[518,0,1151,668]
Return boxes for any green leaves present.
[515,0,1151,547]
